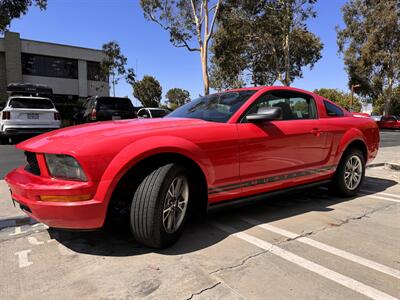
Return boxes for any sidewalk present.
[367,146,400,174]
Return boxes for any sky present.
[5,0,349,104]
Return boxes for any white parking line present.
[9,226,27,236]
[361,191,400,199]
[361,194,400,203]
[240,217,400,279]
[14,250,33,268]
[211,222,397,300]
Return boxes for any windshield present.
[9,98,54,109]
[97,98,133,111]
[166,90,256,123]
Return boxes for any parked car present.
[0,96,61,144]
[137,107,170,118]
[378,115,400,129]
[5,87,379,248]
[75,96,136,123]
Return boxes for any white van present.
[0,96,61,144]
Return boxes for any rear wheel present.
[331,148,365,197]
[130,163,191,248]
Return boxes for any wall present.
[22,75,79,95]
[0,53,7,103]
[88,80,109,97]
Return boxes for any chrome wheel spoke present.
[344,155,363,191]
[162,175,189,234]
[163,206,172,222]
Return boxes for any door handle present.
[310,128,323,136]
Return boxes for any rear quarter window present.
[324,100,344,117]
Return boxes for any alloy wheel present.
[344,155,363,190]
[162,176,189,234]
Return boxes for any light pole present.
[350,84,361,111]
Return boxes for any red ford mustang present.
[5,86,379,248]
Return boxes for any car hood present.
[17,118,210,154]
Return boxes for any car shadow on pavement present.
[48,175,398,257]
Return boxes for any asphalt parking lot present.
[0,131,399,299]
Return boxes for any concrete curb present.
[0,216,33,230]
[385,162,400,171]
[366,163,385,168]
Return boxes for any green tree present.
[166,88,191,109]
[133,75,162,107]
[0,0,47,33]
[211,0,323,89]
[101,41,128,97]
[125,68,136,86]
[140,0,222,95]
[372,87,400,115]
[337,0,400,116]
[313,88,362,112]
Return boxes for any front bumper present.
[5,167,106,229]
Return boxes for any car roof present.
[224,85,318,96]
[146,108,168,111]
[9,96,52,100]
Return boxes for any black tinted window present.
[382,117,396,121]
[87,61,107,81]
[9,98,54,109]
[97,98,133,111]
[151,109,168,118]
[324,100,344,117]
[22,53,78,79]
[167,91,256,123]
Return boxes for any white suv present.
[0,96,61,144]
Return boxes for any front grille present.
[24,151,41,176]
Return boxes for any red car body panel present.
[5,86,380,229]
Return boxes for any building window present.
[21,53,78,79]
[87,61,106,81]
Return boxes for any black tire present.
[130,163,191,248]
[331,148,365,197]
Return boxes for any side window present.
[243,91,317,121]
[138,109,150,118]
[324,100,344,117]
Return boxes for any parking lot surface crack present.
[184,282,221,300]
[276,202,398,243]
[209,249,269,275]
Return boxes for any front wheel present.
[130,163,191,248]
[331,148,365,197]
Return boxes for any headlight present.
[45,154,87,181]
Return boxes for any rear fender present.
[335,128,367,164]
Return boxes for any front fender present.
[93,136,214,206]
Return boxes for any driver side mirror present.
[246,107,282,123]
